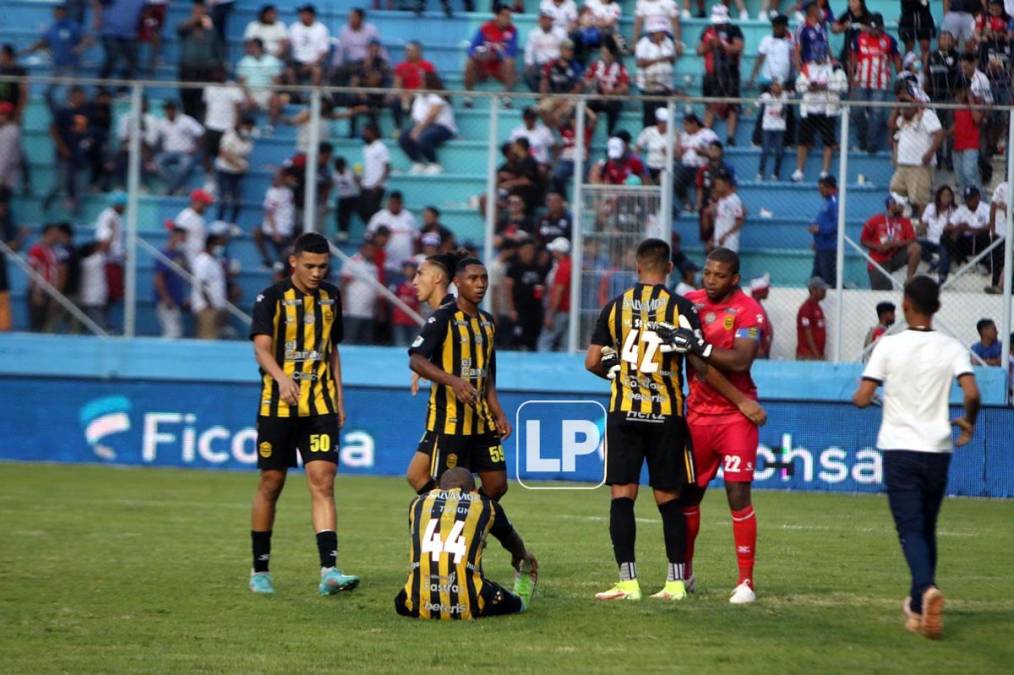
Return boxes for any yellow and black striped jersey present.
[401,488,497,620]
[408,298,497,436]
[250,279,342,418]
[590,282,702,417]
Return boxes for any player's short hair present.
[439,467,475,491]
[876,302,895,319]
[706,247,740,275]
[454,255,485,274]
[635,238,670,273]
[903,276,940,316]
[976,318,996,334]
[292,232,330,256]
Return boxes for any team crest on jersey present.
[724,316,735,330]
[704,312,717,324]
[446,453,458,468]
[259,442,272,458]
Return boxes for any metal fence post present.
[1002,110,1014,393]
[660,98,676,236]
[303,87,322,234]
[833,103,850,363]
[123,83,143,338]
[566,99,587,354]
[482,95,499,313]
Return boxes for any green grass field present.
[1,464,1012,673]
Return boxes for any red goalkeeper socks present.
[682,506,701,578]
[731,505,756,587]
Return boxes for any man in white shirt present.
[191,232,228,340]
[890,87,945,216]
[524,12,567,91]
[367,191,419,282]
[94,191,127,266]
[174,188,216,265]
[749,14,793,87]
[674,113,718,212]
[359,122,390,223]
[155,99,205,195]
[635,107,670,181]
[792,58,849,182]
[854,275,979,641]
[710,170,744,251]
[339,236,381,344]
[632,0,683,47]
[634,18,676,105]
[287,3,330,85]
[509,107,556,165]
[943,186,1002,287]
[236,38,284,125]
[202,72,248,174]
[540,0,578,32]
[243,5,288,57]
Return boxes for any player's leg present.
[648,417,692,600]
[681,421,722,589]
[476,579,528,618]
[596,415,643,601]
[719,416,760,604]
[249,416,295,593]
[405,431,444,494]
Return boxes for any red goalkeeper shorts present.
[689,415,759,486]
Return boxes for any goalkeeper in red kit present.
[680,247,768,604]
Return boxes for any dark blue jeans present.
[758,129,785,178]
[398,124,453,164]
[812,249,836,286]
[99,36,139,86]
[883,450,952,614]
[216,170,244,224]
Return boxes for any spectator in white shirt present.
[749,14,794,87]
[584,0,623,35]
[943,185,1003,287]
[236,37,284,126]
[332,156,360,243]
[673,112,719,212]
[77,240,108,328]
[635,107,670,182]
[632,0,683,48]
[755,78,789,180]
[192,232,228,339]
[367,191,419,281]
[255,169,297,267]
[174,188,216,265]
[243,4,289,58]
[336,8,386,66]
[359,122,390,223]
[710,170,744,251]
[287,3,330,85]
[201,68,249,174]
[524,12,567,91]
[214,115,255,225]
[510,107,557,166]
[340,236,381,344]
[398,73,456,175]
[95,190,127,266]
[541,0,579,32]
[155,99,205,195]
[919,184,957,284]
[890,87,945,216]
[986,180,1008,294]
[634,19,677,127]
[114,97,160,189]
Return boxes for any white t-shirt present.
[191,251,227,313]
[757,34,793,83]
[634,36,675,92]
[333,169,360,199]
[636,124,668,170]
[159,114,204,153]
[244,20,289,57]
[79,249,107,307]
[288,21,330,64]
[895,108,942,166]
[759,91,789,131]
[540,0,578,30]
[340,252,380,318]
[203,84,246,132]
[262,185,295,237]
[94,206,124,262]
[411,94,457,135]
[584,0,622,25]
[991,181,1008,208]
[796,62,849,117]
[116,112,161,147]
[635,0,677,22]
[677,126,718,166]
[361,139,390,190]
[524,25,566,67]
[510,123,557,164]
[713,192,744,252]
[950,201,990,234]
[920,203,953,245]
[367,208,419,270]
[214,129,253,173]
[174,207,207,264]
[863,329,974,453]
[969,69,993,105]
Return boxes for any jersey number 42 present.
[421,519,467,564]
[621,328,663,374]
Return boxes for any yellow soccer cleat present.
[595,579,641,601]
[650,580,688,601]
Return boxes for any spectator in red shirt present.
[589,137,647,184]
[862,300,895,357]
[950,83,983,195]
[391,258,421,347]
[796,275,828,360]
[463,6,518,108]
[860,193,922,290]
[583,39,629,135]
[537,236,571,351]
[27,223,61,332]
[849,14,900,154]
[390,41,435,130]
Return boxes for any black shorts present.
[605,412,694,490]
[899,9,936,43]
[204,128,224,161]
[702,74,741,114]
[415,430,506,478]
[256,414,339,470]
[799,114,837,148]
[394,580,523,619]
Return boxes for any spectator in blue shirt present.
[971,318,1002,366]
[23,5,91,98]
[808,174,838,285]
[794,0,830,70]
[94,0,147,90]
[154,226,189,338]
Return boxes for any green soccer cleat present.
[318,567,360,596]
[595,579,641,601]
[650,580,688,601]
[513,571,537,612]
[249,572,275,594]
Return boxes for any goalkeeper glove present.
[657,316,713,358]
[600,346,621,380]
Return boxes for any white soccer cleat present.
[729,581,756,604]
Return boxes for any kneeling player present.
[395,468,538,620]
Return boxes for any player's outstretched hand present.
[450,377,479,404]
[410,372,421,396]
[513,550,539,579]
[952,417,974,447]
[600,346,621,379]
[738,399,767,427]
[278,375,300,406]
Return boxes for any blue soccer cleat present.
[249,572,275,594]
[318,567,360,596]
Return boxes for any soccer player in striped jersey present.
[585,239,765,602]
[246,232,359,596]
[395,467,538,620]
[406,254,512,501]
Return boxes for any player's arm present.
[802,324,820,361]
[253,335,299,405]
[666,299,758,373]
[688,354,767,426]
[408,313,477,403]
[854,338,885,407]
[489,501,537,576]
[953,374,980,447]
[851,377,879,408]
[585,302,618,380]
[484,350,511,440]
[331,346,345,428]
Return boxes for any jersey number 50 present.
[621,329,663,374]
[421,519,467,564]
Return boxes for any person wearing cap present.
[749,13,793,90]
[674,113,719,213]
[890,85,944,215]
[635,17,677,128]
[94,191,127,305]
[155,99,204,196]
[697,4,745,145]
[632,0,686,48]
[243,5,288,58]
[523,12,566,91]
[583,39,630,136]
[286,3,330,86]
[635,107,669,182]
[749,274,774,358]
[591,137,648,185]
[796,276,828,360]
[537,236,572,352]
[808,174,839,285]
[153,226,189,338]
[463,5,519,109]
[849,13,900,154]
[175,188,216,266]
[944,185,1003,289]
[860,193,921,290]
